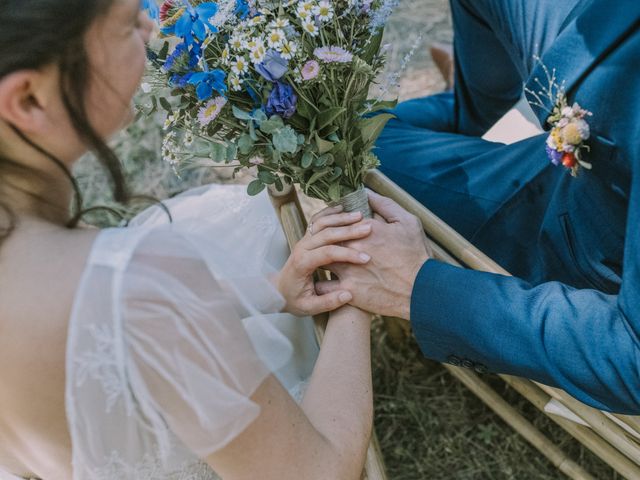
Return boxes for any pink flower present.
[301,60,320,80]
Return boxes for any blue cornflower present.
[170,72,194,88]
[188,69,227,100]
[162,1,219,45]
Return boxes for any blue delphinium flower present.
[142,0,159,20]
[170,72,194,88]
[265,82,297,119]
[162,42,201,73]
[162,1,219,46]
[188,69,227,100]
[235,0,250,20]
[256,50,289,82]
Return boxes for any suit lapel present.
[525,0,640,128]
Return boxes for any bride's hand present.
[276,205,372,316]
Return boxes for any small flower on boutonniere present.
[545,99,593,177]
[525,56,594,177]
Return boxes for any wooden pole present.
[268,186,389,480]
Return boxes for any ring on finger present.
[307,222,314,235]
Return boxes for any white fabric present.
[59,184,319,480]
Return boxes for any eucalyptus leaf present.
[238,134,254,155]
[301,152,314,169]
[209,143,227,162]
[260,116,284,134]
[307,167,331,186]
[258,170,277,184]
[249,120,258,141]
[272,126,298,153]
[247,179,266,196]
[232,105,253,121]
[226,143,238,161]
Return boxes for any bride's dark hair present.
[0,0,143,238]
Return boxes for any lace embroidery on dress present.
[89,449,218,480]
[74,324,122,413]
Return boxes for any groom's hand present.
[276,206,373,317]
[316,191,431,320]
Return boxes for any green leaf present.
[359,113,395,145]
[315,153,333,167]
[209,142,227,162]
[362,30,383,63]
[260,115,284,134]
[159,97,172,113]
[328,183,342,202]
[316,107,346,130]
[253,109,268,124]
[306,167,332,186]
[301,151,314,169]
[314,132,334,155]
[365,99,398,113]
[274,177,284,192]
[296,98,316,120]
[249,120,258,141]
[158,41,170,61]
[226,143,238,162]
[258,170,277,184]
[272,126,298,153]
[238,134,254,155]
[247,179,266,196]
[328,166,343,182]
[232,105,253,121]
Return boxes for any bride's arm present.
[207,306,372,480]
[207,208,373,479]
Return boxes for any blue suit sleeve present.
[410,173,640,414]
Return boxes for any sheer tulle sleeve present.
[121,227,293,459]
[66,186,317,479]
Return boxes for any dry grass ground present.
[75,1,619,478]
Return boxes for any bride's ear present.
[0,67,58,134]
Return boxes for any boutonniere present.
[526,57,593,177]
[545,99,593,177]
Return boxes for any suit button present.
[462,359,474,369]
[474,364,488,374]
[447,355,462,366]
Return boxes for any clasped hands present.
[276,190,432,319]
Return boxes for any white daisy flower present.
[221,47,230,65]
[250,15,264,25]
[243,36,263,51]
[301,19,319,36]
[300,1,315,12]
[270,17,290,28]
[278,40,298,59]
[229,75,243,92]
[296,6,311,20]
[313,1,333,21]
[229,34,245,51]
[231,56,249,75]
[267,29,286,48]
[249,45,266,63]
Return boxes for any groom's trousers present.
[376,0,640,413]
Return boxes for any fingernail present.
[339,291,352,302]
[359,252,371,262]
[357,224,371,234]
[349,211,362,219]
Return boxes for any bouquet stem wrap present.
[331,187,372,218]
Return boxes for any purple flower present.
[256,50,289,82]
[546,145,562,166]
[266,81,297,119]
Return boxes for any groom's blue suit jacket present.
[404,0,640,413]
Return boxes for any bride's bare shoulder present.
[0,219,99,448]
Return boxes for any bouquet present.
[147,0,399,216]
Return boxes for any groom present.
[318,0,640,414]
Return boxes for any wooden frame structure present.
[269,169,640,479]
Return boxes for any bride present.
[0,1,376,479]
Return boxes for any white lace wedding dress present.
[0,184,319,480]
